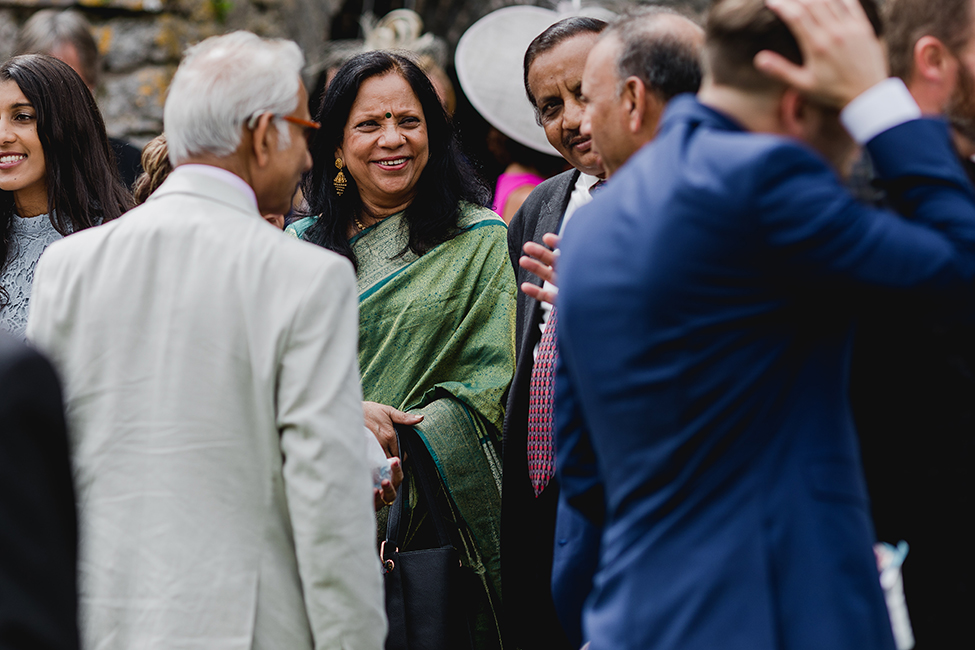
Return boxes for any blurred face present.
[581,36,632,177]
[337,72,430,215]
[50,42,93,90]
[527,32,604,176]
[256,82,314,216]
[0,80,48,217]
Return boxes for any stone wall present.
[0,0,706,146]
[0,0,341,145]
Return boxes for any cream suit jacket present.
[27,166,386,650]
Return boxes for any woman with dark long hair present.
[289,51,515,648]
[0,54,131,336]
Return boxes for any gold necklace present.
[355,214,393,231]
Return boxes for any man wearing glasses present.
[27,31,386,650]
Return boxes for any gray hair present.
[15,9,101,88]
[164,31,304,166]
[603,7,704,102]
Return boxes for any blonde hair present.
[132,134,172,204]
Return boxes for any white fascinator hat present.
[455,3,617,156]
[455,5,561,156]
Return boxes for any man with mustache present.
[500,15,606,650]
[849,1,975,646]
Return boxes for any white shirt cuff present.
[840,78,921,145]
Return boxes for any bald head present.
[581,9,704,176]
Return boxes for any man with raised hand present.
[555,0,975,647]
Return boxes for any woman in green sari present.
[288,51,515,648]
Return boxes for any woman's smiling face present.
[0,79,47,216]
[337,72,430,216]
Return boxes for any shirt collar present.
[174,164,259,212]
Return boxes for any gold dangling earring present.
[333,158,348,196]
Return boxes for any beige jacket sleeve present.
[276,257,386,650]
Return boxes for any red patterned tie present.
[527,305,559,496]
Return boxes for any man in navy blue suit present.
[555,0,975,648]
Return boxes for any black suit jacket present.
[501,169,577,650]
[848,152,975,650]
[0,333,79,650]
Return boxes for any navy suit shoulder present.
[557,96,975,650]
[0,334,79,650]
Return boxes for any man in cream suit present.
[27,31,385,650]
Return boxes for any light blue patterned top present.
[0,213,62,339]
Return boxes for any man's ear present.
[911,35,960,113]
[914,35,955,84]
[778,87,807,139]
[630,78,666,136]
[623,77,644,133]
[250,112,276,168]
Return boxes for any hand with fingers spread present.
[519,232,561,305]
[362,401,423,460]
[754,0,887,108]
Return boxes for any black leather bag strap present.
[384,425,453,548]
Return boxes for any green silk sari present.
[289,202,515,648]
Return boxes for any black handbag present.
[381,426,475,650]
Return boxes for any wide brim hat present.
[455,5,561,156]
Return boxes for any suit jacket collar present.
[661,94,747,135]
[149,165,263,220]
[535,168,579,239]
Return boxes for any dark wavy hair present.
[0,54,132,303]
[301,50,490,269]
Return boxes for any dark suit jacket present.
[556,95,975,650]
[501,169,578,650]
[109,137,143,190]
[848,152,975,650]
[0,333,79,650]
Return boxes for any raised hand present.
[519,232,562,305]
[754,0,888,108]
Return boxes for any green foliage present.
[210,0,233,23]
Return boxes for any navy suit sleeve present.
[758,119,975,293]
[551,492,601,649]
[552,354,603,647]
[554,355,605,527]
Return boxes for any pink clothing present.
[494,172,545,216]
